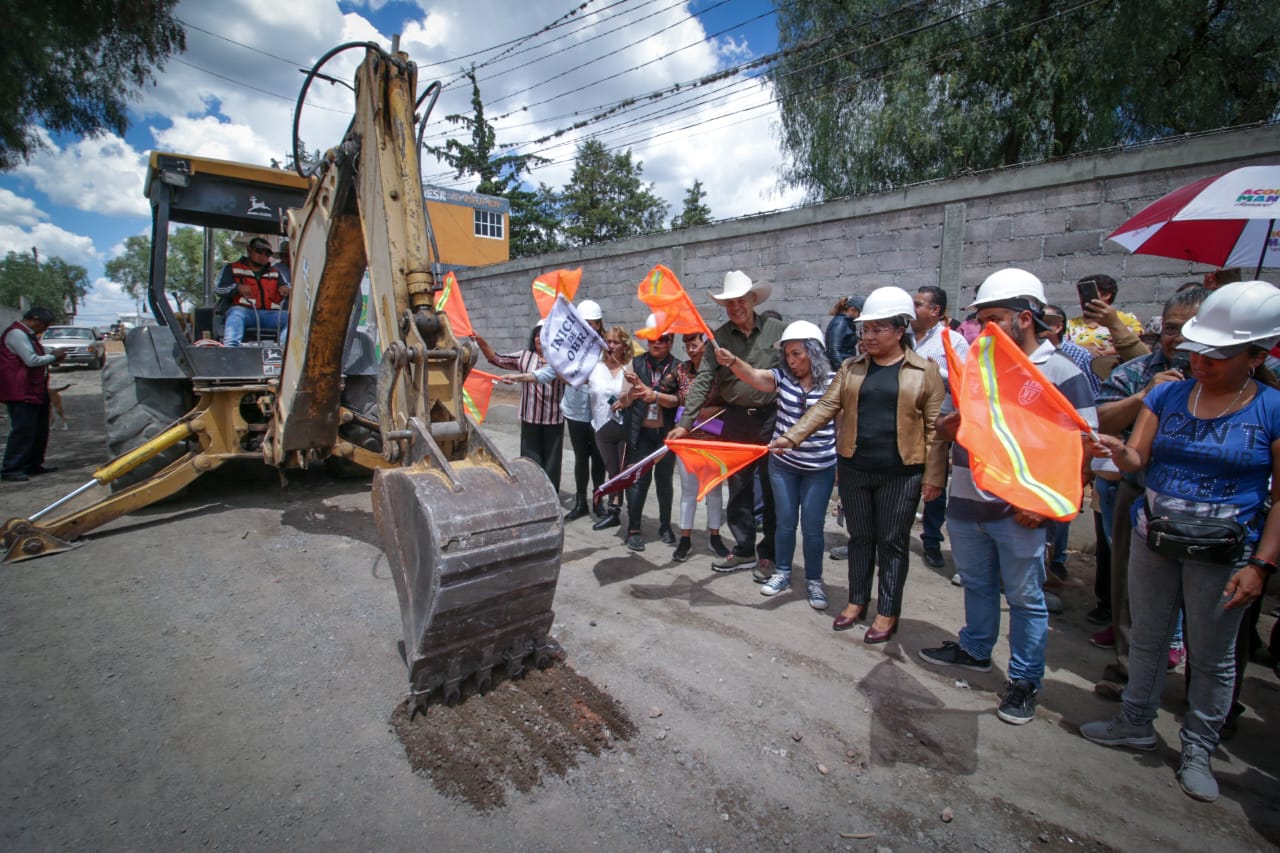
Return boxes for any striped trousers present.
[838,465,924,617]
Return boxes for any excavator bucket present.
[373,453,562,709]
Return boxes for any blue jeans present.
[224,307,286,346]
[921,484,947,549]
[1094,477,1120,545]
[1046,518,1070,578]
[769,458,835,581]
[951,515,1049,688]
[1121,538,1244,753]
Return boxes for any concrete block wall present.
[455,125,1280,353]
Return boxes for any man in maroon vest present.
[1,307,66,481]
[215,237,290,346]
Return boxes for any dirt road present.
[2,361,1277,850]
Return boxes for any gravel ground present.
[1,359,1277,851]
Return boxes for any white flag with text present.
[539,295,605,387]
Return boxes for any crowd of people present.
[472,264,1280,805]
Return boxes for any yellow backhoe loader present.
[1,42,562,711]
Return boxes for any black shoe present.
[673,537,692,562]
[658,524,676,545]
[2,472,30,482]
[922,542,945,569]
[1086,606,1112,625]
[592,510,621,531]
[27,465,58,475]
[996,679,1039,725]
[565,495,590,522]
[708,534,730,558]
[919,641,992,672]
[593,496,607,519]
[626,532,646,552]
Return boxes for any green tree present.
[671,180,713,230]
[270,140,323,173]
[423,67,555,257]
[1,1,186,170]
[770,0,1280,200]
[104,228,237,311]
[509,183,565,257]
[0,250,89,317]
[562,140,669,246]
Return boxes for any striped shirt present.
[489,350,564,425]
[947,339,1097,521]
[914,322,969,384]
[772,367,837,470]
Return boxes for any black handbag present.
[1145,513,1246,565]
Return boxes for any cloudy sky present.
[0,0,805,326]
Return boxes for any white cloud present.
[77,277,141,325]
[0,189,47,228]
[150,115,279,164]
[14,0,803,296]
[13,130,149,218]
[0,222,98,266]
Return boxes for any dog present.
[49,383,70,430]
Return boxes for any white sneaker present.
[950,572,963,587]
[806,580,828,610]
[760,571,791,596]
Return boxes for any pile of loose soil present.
[390,662,636,810]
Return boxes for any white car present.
[41,326,106,370]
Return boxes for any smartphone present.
[1170,352,1191,375]
[1077,278,1101,310]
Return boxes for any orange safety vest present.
[227,260,287,310]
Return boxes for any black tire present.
[101,357,192,490]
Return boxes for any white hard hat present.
[577,299,603,321]
[1178,280,1280,358]
[856,286,915,323]
[636,314,673,341]
[774,320,824,349]
[968,268,1046,310]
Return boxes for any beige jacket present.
[784,349,946,487]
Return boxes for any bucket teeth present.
[374,455,563,710]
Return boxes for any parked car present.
[41,326,106,369]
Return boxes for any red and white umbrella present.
[1107,165,1280,277]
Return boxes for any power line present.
[170,58,353,114]
[415,0,780,149]
[423,0,1108,194]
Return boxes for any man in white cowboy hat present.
[668,270,785,577]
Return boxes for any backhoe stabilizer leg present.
[372,443,563,706]
[0,519,76,562]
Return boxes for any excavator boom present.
[2,44,563,710]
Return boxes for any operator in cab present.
[215,236,290,346]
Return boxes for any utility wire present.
[422,0,1107,189]
[171,58,353,114]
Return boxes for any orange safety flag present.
[948,323,1094,521]
[664,438,768,501]
[462,369,499,424]
[636,264,716,341]
[435,270,474,337]
[532,268,582,319]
